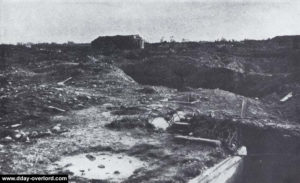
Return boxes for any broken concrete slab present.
[189,156,244,183]
[149,117,169,130]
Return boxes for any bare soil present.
[1,40,300,182]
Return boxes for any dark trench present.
[237,126,300,183]
[121,60,298,98]
[120,62,300,183]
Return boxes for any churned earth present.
[0,45,227,182]
[1,38,300,182]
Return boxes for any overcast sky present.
[0,0,300,43]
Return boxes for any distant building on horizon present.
[271,35,300,49]
[91,35,144,53]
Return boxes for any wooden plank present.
[57,77,72,86]
[280,92,293,102]
[174,135,221,146]
[240,99,247,118]
[48,106,66,112]
[173,122,190,126]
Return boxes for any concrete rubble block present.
[149,117,169,130]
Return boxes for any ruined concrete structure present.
[91,35,144,52]
[272,35,300,49]
[0,45,10,58]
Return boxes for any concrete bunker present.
[91,35,144,54]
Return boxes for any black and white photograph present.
[0,0,300,182]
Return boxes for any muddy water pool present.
[50,152,147,182]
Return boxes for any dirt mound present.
[0,45,134,138]
[117,40,300,124]
[122,57,289,97]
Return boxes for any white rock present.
[15,133,22,139]
[101,112,111,118]
[4,136,12,140]
[52,124,62,133]
[20,130,26,136]
[102,103,114,109]
[31,131,39,137]
[46,129,53,135]
[11,124,22,128]
[150,117,169,130]
[172,111,186,122]
[237,146,247,156]
[52,126,61,132]
[160,98,168,102]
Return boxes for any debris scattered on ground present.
[236,146,247,156]
[171,111,187,122]
[98,165,105,169]
[14,133,22,139]
[48,106,66,112]
[114,170,120,175]
[4,136,13,141]
[85,154,96,161]
[57,77,73,86]
[136,87,157,94]
[11,124,22,128]
[280,92,293,102]
[173,121,190,126]
[102,103,114,110]
[51,124,67,134]
[240,99,248,118]
[29,130,52,138]
[1,39,300,182]
[149,117,169,130]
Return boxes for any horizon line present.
[2,34,300,45]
